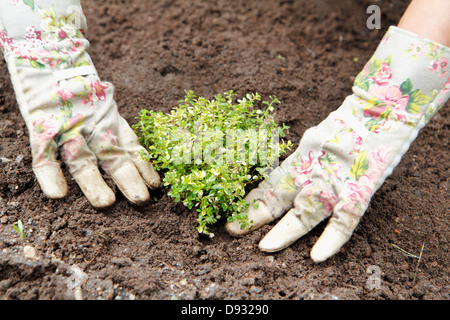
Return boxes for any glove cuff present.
[353,26,450,129]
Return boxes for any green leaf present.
[356,79,370,92]
[350,150,369,181]
[15,57,25,66]
[407,89,432,114]
[368,57,382,77]
[23,0,35,10]
[400,79,413,94]
[74,57,91,67]
[12,220,24,239]
[280,174,297,192]
[384,55,393,66]
[29,59,45,70]
[353,69,370,91]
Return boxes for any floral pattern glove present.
[0,1,160,208]
[226,26,450,262]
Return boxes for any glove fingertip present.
[110,161,150,206]
[310,225,351,263]
[72,165,116,209]
[225,200,274,237]
[33,165,68,199]
[132,157,161,190]
[258,210,308,252]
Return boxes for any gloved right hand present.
[226,26,450,262]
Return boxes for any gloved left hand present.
[0,0,160,208]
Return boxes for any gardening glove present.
[226,26,450,262]
[0,1,161,208]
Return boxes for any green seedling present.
[134,90,292,237]
[12,219,24,240]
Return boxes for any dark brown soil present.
[0,0,448,301]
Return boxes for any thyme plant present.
[134,90,291,236]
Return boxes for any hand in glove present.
[0,1,160,208]
[226,26,450,262]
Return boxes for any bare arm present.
[398,0,450,46]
